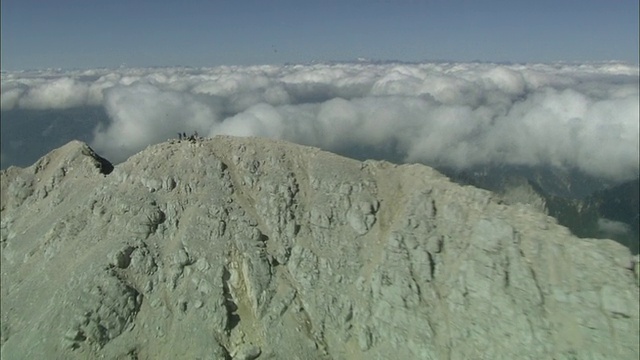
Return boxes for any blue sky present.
[1,0,638,70]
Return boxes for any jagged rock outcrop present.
[1,137,638,360]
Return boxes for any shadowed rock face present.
[1,136,638,360]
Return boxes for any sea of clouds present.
[1,61,638,181]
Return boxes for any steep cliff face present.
[1,137,638,360]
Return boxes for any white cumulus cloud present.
[91,83,219,163]
[1,62,638,181]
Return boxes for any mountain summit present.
[1,136,638,359]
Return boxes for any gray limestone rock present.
[1,136,638,359]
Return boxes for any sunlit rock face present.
[1,136,638,360]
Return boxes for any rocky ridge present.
[1,136,638,359]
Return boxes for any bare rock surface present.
[1,136,638,359]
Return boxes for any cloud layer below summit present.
[1,62,638,181]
